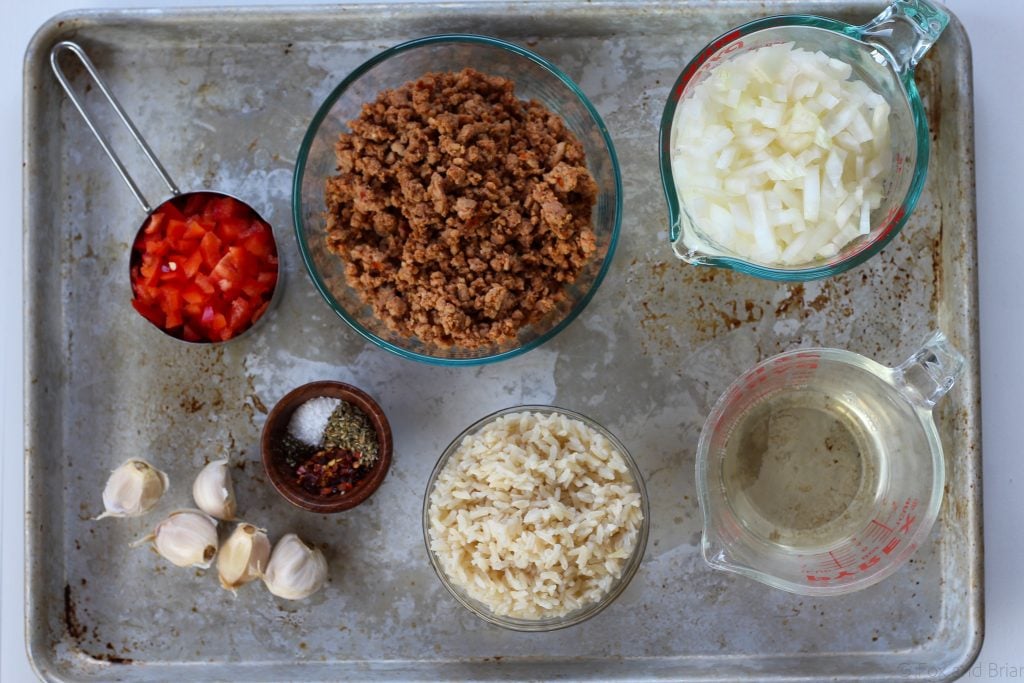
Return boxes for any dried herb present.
[323,401,378,466]
[279,433,316,469]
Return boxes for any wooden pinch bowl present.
[261,381,392,513]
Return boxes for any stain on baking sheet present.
[63,584,86,641]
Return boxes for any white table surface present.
[3,1,1021,681]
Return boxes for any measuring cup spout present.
[700,531,734,571]
[859,0,949,76]
[893,330,965,409]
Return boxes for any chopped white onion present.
[671,42,892,266]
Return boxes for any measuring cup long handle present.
[49,41,180,214]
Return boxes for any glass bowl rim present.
[657,15,930,282]
[292,33,624,366]
[421,404,651,631]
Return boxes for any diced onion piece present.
[859,200,872,235]
[803,165,820,222]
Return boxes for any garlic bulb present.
[96,459,168,520]
[217,523,271,592]
[192,459,237,521]
[262,533,328,600]
[135,509,219,568]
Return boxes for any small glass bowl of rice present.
[422,405,649,631]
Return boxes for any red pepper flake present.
[293,447,372,497]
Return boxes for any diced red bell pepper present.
[242,228,274,258]
[227,297,253,332]
[144,238,170,257]
[131,298,164,328]
[207,196,248,221]
[199,231,223,270]
[211,252,242,293]
[142,212,166,236]
[193,272,216,295]
[181,282,206,304]
[216,216,248,243]
[167,218,187,245]
[159,201,186,221]
[182,250,203,279]
[183,219,208,241]
[182,324,202,342]
[183,193,207,217]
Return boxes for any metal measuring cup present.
[50,41,280,344]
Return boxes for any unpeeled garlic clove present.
[134,509,219,568]
[192,459,237,521]
[96,459,169,520]
[262,533,328,600]
[217,523,271,592]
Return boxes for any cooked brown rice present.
[427,410,644,619]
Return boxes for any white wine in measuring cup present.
[721,387,882,550]
[696,332,964,596]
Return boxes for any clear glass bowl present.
[659,2,947,280]
[293,35,622,365]
[422,405,650,631]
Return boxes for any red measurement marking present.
[829,551,843,568]
[882,538,901,555]
[899,515,917,534]
[867,519,894,542]
[858,555,881,572]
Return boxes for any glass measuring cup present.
[695,331,964,595]
[50,41,280,344]
[659,0,949,280]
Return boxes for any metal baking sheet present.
[23,2,982,680]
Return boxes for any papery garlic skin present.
[144,509,219,568]
[218,523,271,592]
[96,459,168,520]
[192,459,237,521]
[262,533,328,600]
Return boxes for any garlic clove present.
[96,459,169,520]
[217,523,271,592]
[134,509,219,568]
[262,533,328,600]
[192,459,237,521]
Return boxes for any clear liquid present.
[721,388,882,550]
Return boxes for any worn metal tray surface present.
[23,2,981,681]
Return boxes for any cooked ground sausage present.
[324,68,598,348]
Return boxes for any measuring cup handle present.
[859,0,949,76]
[894,330,965,409]
[49,41,180,213]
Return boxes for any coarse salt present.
[287,397,341,447]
